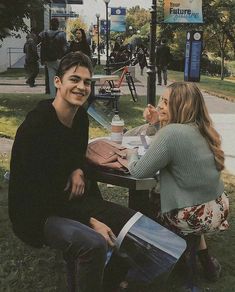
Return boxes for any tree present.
[126,6,151,36]
[0,0,45,41]
[156,0,235,79]
[203,0,235,79]
[66,17,87,41]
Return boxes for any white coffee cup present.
[111,119,124,144]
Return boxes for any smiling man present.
[8,52,135,292]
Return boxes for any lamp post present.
[96,13,100,65]
[103,0,111,74]
[147,0,157,106]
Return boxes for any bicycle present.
[100,59,138,102]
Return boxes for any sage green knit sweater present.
[128,123,224,213]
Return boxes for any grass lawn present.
[0,93,235,291]
[0,68,45,79]
[168,70,235,102]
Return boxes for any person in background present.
[100,41,105,54]
[155,38,171,86]
[69,28,91,59]
[39,18,68,98]
[126,82,229,284]
[23,32,39,87]
[92,42,96,54]
[9,51,138,292]
[136,44,148,76]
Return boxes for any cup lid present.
[111,119,124,126]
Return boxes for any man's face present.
[55,65,92,107]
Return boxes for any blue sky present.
[72,0,150,25]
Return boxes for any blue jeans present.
[44,201,136,292]
[46,60,59,98]
[44,216,107,292]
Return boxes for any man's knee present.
[68,231,107,262]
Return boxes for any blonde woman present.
[127,82,229,284]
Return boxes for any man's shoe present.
[157,83,162,85]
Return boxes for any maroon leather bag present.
[86,139,129,173]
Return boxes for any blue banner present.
[100,19,110,35]
[110,7,126,32]
[184,31,203,82]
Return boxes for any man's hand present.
[89,217,116,247]
[64,169,85,200]
[143,104,160,125]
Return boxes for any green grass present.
[0,93,49,138]
[0,93,234,291]
[0,92,147,140]
[168,70,235,102]
[0,68,45,78]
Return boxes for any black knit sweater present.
[8,99,102,247]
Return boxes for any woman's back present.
[128,123,224,212]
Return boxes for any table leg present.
[128,189,150,216]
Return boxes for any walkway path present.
[0,65,235,175]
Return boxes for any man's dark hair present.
[56,51,93,78]
[50,18,59,30]
[161,38,167,44]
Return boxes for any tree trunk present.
[220,49,225,80]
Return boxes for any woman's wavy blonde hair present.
[166,82,224,171]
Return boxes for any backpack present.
[40,31,63,63]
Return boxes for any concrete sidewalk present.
[0,66,235,175]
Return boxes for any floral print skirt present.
[157,192,229,236]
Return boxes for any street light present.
[128,25,133,36]
[103,0,111,74]
[96,13,100,65]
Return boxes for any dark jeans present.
[44,201,136,292]
[44,217,106,292]
[25,61,39,86]
[157,65,168,85]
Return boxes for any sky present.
[72,0,150,26]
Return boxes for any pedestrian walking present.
[155,39,171,85]
[39,18,68,98]
[23,32,39,87]
[136,44,148,76]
